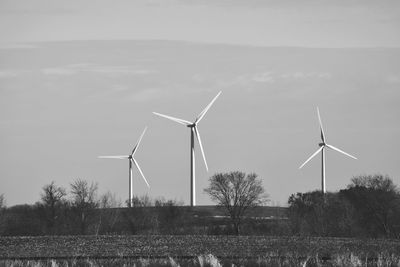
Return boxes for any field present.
[1,235,400,266]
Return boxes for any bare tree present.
[288,191,356,237]
[99,191,121,209]
[96,191,122,235]
[70,179,98,207]
[41,181,67,208]
[350,174,397,192]
[204,171,268,235]
[40,181,67,231]
[0,194,5,209]
[130,194,153,207]
[342,174,400,238]
[0,194,5,235]
[70,179,99,234]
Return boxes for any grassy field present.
[1,235,400,266]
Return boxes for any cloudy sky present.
[1,0,399,206]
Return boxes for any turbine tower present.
[299,108,357,194]
[99,127,150,207]
[153,91,221,206]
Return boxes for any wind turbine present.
[299,107,357,194]
[153,91,222,206]
[98,127,150,207]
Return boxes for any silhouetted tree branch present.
[70,179,99,234]
[39,181,67,232]
[0,194,5,209]
[204,171,268,235]
[341,174,400,238]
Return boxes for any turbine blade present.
[317,107,326,143]
[299,146,324,169]
[326,144,357,160]
[194,126,208,171]
[195,91,222,124]
[98,156,129,159]
[132,158,150,188]
[153,112,192,126]
[132,126,147,155]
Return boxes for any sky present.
[0,0,400,207]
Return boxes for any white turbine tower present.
[299,107,357,194]
[153,91,222,206]
[98,127,150,207]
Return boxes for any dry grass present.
[1,236,399,267]
[1,252,400,267]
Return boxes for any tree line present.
[288,174,400,238]
[0,173,399,238]
[0,178,187,236]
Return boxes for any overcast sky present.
[1,0,399,206]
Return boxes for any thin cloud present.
[41,64,157,76]
[41,68,76,76]
[385,74,400,84]
[0,43,38,49]
[252,72,275,83]
[98,85,165,103]
[216,75,247,88]
[0,70,18,78]
[217,72,274,88]
[86,65,157,75]
[216,71,331,90]
[192,74,206,83]
[111,84,129,92]
[126,88,165,103]
[280,72,331,80]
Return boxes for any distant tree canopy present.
[0,179,189,236]
[0,194,5,209]
[1,174,399,238]
[349,174,397,191]
[340,174,400,238]
[70,179,98,210]
[130,194,153,207]
[70,179,99,234]
[40,181,67,208]
[99,191,121,209]
[288,174,400,238]
[204,171,268,235]
[288,191,356,237]
[37,181,68,233]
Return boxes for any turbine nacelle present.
[98,127,150,189]
[299,108,357,193]
[153,91,222,206]
[153,91,222,173]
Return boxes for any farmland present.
[1,235,400,266]
[0,205,288,236]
